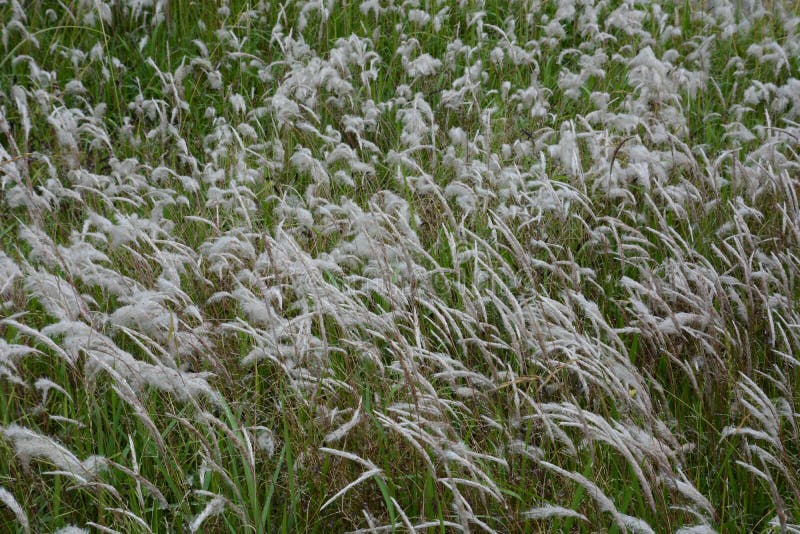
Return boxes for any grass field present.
[1,0,800,532]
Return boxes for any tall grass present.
[1,0,800,532]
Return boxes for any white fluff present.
[0,487,29,533]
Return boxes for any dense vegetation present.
[1,0,800,532]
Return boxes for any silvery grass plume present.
[0,486,29,534]
[1,0,800,531]
[0,424,107,481]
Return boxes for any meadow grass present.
[1,0,800,532]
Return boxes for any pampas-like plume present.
[1,425,106,478]
[0,487,29,533]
